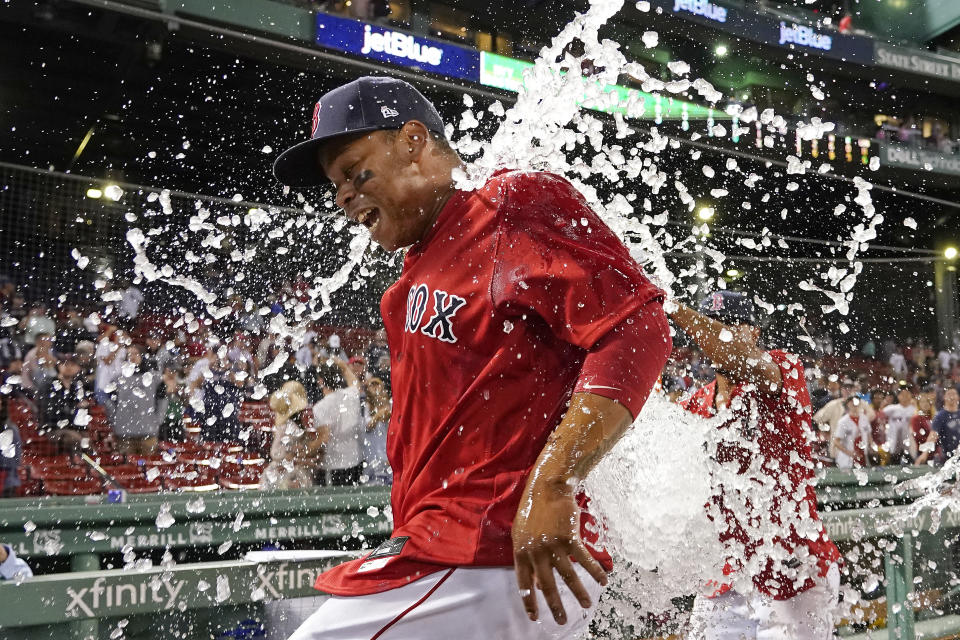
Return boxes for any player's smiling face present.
[320,127,434,252]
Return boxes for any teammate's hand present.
[512,477,607,625]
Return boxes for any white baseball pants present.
[687,564,841,640]
[287,564,602,640]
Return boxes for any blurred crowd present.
[0,274,393,497]
[3,269,960,499]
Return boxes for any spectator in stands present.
[0,323,23,372]
[55,309,93,354]
[145,335,179,373]
[158,364,185,442]
[910,391,936,460]
[869,390,892,464]
[19,305,56,351]
[6,293,27,326]
[918,388,960,465]
[0,395,22,498]
[883,387,917,465]
[117,279,144,328]
[74,340,96,390]
[110,344,174,455]
[861,339,877,360]
[40,356,89,453]
[260,380,322,490]
[198,357,246,442]
[0,543,32,579]
[312,359,363,486]
[812,376,841,413]
[295,333,319,369]
[832,397,871,469]
[890,347,907,377]
[365,329,390,383]
[323,333,348,362]
[94,325,126,410]
[0,277,14,311]
[226,333,255,373]
[20,333,57,395]
[361,376,391,485]
[938,347,955,375]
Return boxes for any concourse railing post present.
[885,534,916,640]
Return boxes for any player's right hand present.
[512,476,607,625]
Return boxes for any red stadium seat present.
[163,469,220,492]
[219,467,262,491]
[122,476,163,494]
[100,465,143,481]
[44,478,102,496]
[34,468,89,482]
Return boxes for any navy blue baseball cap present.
[698,291,755,325]
[273,76,447,186]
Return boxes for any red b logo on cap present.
[311,101,321,137]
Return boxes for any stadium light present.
[103,184,123,202]
[726,269,741,278]
[715,44,729,57]
[697,207,715,221]
[86,188,103,199]
[945,246,958,260]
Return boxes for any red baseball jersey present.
[681,351,841,600]
[315,170,664,596]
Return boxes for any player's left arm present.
[513,302,670,625]
[668,302,783,393]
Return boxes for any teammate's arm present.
[668,302,782,393]
[512,391,630,626]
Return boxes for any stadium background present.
[1,0,960,638]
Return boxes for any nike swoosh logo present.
[583,383,621,392]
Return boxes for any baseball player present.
[272,76,671,639]
[671,292,842,639]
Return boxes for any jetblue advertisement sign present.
[315,13,480,82]
[672,0,727,23]
[649,0,872,64]
[779,22,832,51]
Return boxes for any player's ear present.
[396,120,430,163]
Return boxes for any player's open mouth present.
[356,207,381,233]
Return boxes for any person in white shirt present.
[0,543,32,581]
[312,358,363,486]
[833,397,872,468]
[883,388,917,464]
[889,349,907,377]
[938,349,955,374]
[94,327,126,409]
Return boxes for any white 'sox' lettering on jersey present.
[404,283,466,343]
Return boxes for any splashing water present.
[119,0,912,632]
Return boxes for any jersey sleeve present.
[769,350,812,410]
[490,171,663,350]
[573,300,672,417]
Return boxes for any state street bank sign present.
[315,13,480,82]
[875,44,960,83]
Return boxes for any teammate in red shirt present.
[273,76,671,639]
[671,292,841,640]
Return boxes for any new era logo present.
[381,105,400,118]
